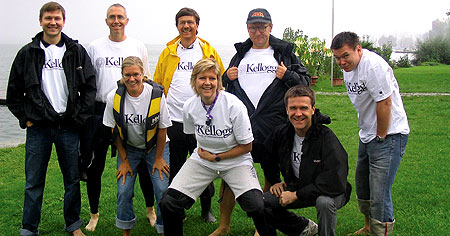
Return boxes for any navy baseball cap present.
[246,8,272,24]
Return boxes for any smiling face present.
[177,15,198,43]
[195,69,218,105]
[286,96,315,137]
[332,44,363,72]
[106,6,128,38]
[40,10,65,41]
[122,65,144,97]
[248,23,272,49]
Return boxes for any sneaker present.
[299,219,318,236]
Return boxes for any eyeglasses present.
[248,25,270,33]
[123,73,142,79]
[178,20,196,26]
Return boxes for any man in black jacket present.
[262,85,351,236]
[214,8,310,235]
[6,2,95,236]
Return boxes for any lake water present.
[0,43,236,147]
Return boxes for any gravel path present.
[316,92,450,96]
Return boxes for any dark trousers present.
[79,102,154,214]
[167,121,214,200]
[160,188,270,236]
[21,124,82,234]
[264,191,347,236]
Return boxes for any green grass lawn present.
[313,64,450,93]
[0,65,449,235]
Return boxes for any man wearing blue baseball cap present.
[214,8,311,236]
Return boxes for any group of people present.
[6,1,409,236]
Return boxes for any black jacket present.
[7,32,96,129]
[263,109,351,208]
[223,35,310,148]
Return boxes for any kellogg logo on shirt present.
[43,59,64,70]
[195,125,233,138]
[124,114,146,126]
[346,81,367,95]
[177,61,194,71]
[95,57,124,69]
[245,63,277,74]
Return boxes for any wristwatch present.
[376,135,386,142]
[215,154,221,162]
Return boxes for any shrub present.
[415,36,450,65]
[420,61,441,66]
[396,55,412,68]
[283,28,327,76]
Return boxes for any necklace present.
[201,93,219,126]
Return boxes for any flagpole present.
[331,0,335,86]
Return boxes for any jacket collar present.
[31,31,77,50]
[166,35,211,55]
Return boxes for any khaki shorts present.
[169,158,262,200]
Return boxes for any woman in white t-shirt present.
[159,58,269,235]
[103,56,172,235]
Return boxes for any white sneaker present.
[299,219,318,236]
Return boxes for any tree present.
[414,17,450,65]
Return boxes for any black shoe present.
[201,209,216,223]
[80,170,88,182]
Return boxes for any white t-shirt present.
[88,36,150,103]
[344,49,410,143]
[291,134,304,179]
[103,83,172,149]
[40,42,68,114]
[166,38,203,122]
[183,91,254,171]
[238,47,278,108]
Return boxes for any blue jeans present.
[21,125,82,235]
[116,144,170,233]
[355,134,408,222]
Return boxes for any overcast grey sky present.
[1,0,449,46]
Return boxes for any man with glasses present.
[216,8,310,235]
[153,7,224,223]
[82,3,156,232]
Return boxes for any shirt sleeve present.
[158,95,172,129]
[140,43,151,77]
[366,65,393,102]
[230,99,254,144]
[183,99,195,134]
[102,90,116,128]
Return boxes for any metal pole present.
[331,0,335,87]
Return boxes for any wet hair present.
[107,3,127,17]
[284,85,315,107]
[190,58,223,96]
[39,2,65,20]
[175,7,200,26]
[330,31,360,50]
[120,56,149,84]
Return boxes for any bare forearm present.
[155,128,167,160]
[113,133,127,161]
[376,96,392,137]
[219,142,252,160]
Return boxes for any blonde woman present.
[160,58,270,235]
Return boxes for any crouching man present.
[262,85,352,236]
